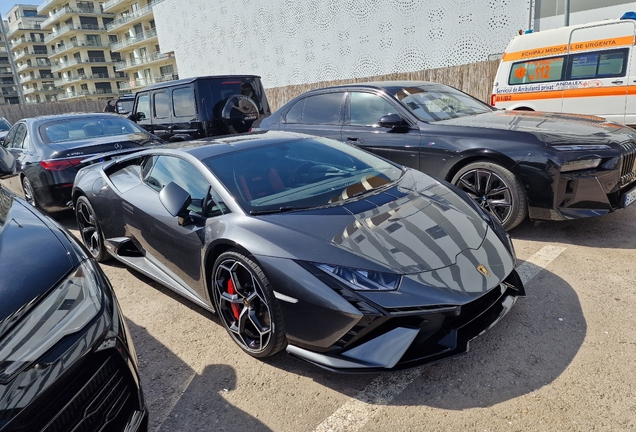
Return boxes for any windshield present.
[40,116,145,143]
[203,137,404,213]
[0,119,10,131]
[395,85,492,122]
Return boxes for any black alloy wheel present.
[75,196,110,262]
[212,250,286,358]
[21,176,38,208]
[451,161,527,230]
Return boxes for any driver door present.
[122,155,223,299]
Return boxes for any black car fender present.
[441,147,529,182]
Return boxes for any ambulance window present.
[569,49,628,79]
[509,57,565,85]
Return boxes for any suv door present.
[150,90,174,141]
[133,92,152,133]
[282,92,345,140]
[341,91,422,170]
[171,86,202,140]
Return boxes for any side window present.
[172,87,196,117]
[1,124,19,148]
[285,93,345,125]
[349,92,397,126]
[508,56,565,85]
[569,49,628,79]
[136,94,150,120]
[153,92,170,119]
[143,156,222,216]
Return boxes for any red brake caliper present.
[227,278,241,320]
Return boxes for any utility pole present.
[0,12,25,104]
[564,0,570,26]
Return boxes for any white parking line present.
[313,244,567,432]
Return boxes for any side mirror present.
[0,145,16,179]
[159,181,192,224]
[378,113,405,129]
[129,112,145,122]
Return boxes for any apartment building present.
[0,20,20,104]
[6,4,57,103]
[104,0,177,92]
[38,0,125,100]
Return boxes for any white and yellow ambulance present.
[492,13,636,125]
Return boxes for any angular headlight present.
[0,260,103,382]
[313,263,402,291]
[560,158,602,172]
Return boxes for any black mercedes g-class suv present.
[128,75,270,141]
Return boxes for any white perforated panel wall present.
[153,0,530,88]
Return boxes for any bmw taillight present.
[40,158,84,171]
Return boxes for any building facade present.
[6,4,57,103]
[104,0,178,92]
[0,18,20,104]
[38,0,125,100]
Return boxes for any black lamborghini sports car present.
[71,131,525,372]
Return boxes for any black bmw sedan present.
[0,186,147,431]
[258,81,636,229]
[0,113,162,213]
[70,131,524,372]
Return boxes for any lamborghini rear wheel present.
[212,250,286,358]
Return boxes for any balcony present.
[118,73,178,90]
[102,0,126,12]
[0,69,14,76]
[24,84,58,94]
[7,24,44,37]
[21,74,55,83]
[37,0,58,15]
[9,36,46,48]
[49,40,110,57]
[110,28,158,51]
[51,56,115,73]
[55,72,124,86]
[13,49,49,61]
[114,51,174,71]
[42,6,111,30]
[17,60,51,72]
[44,24,107,44]
[106,1,164,32]
[59,89,121,100]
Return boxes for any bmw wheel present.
[212,250,286,358]
[451,161,527,230]
[75,196,110,262]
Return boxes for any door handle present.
[347,137,364,144]
[611,80,624,84]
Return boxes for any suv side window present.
[285,93,345,125]
[173,87,196,118]
[153,92,171,119]
[136,93,151,120]
[349,92,397,126]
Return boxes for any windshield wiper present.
[250,206,315,215]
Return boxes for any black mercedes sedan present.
[258,81,636,229]
[0,185,147,431]
[0,113,162,213]
[70,131,524,372]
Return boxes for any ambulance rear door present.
[563,21,634,123]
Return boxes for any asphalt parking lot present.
[53,206,636,432]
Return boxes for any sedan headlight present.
[553,145,611,151]
[0,260,103,382]
[313,263,402,291]
[560,158,602,172]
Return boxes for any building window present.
[160,65,174,76]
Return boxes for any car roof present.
[22,112,125,125]
[173,131,319,160]
[313,80,447,91]
[139,75,263,92]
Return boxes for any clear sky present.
[0,1,40,18]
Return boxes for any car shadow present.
[510,203,636,249]
[125,320,271,432]
[262,262,587,410]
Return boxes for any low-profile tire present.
[75,195,110,262]
[21,176,39,209]
[212,250,286,358]
[451,161,527,230]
